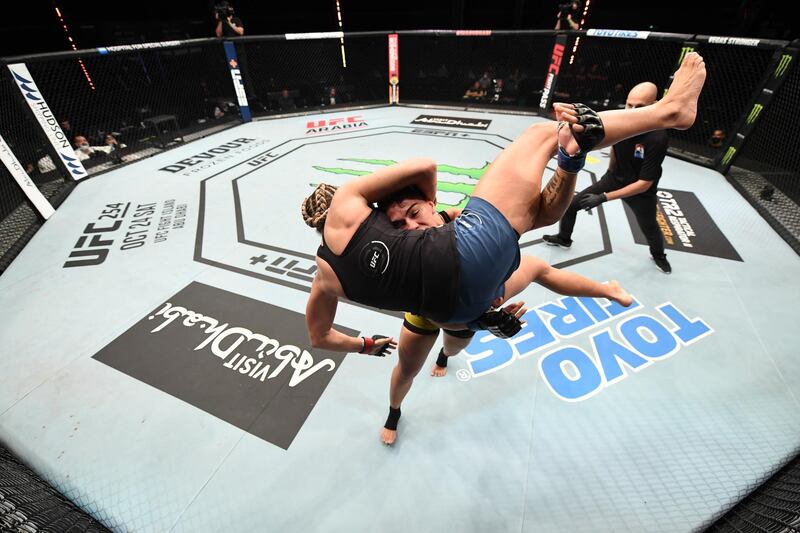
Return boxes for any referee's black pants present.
[555,171,666,259]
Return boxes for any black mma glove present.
[570,103,606,153]
[556,103,606,174]
[579,192,607,211]
[468,310,523,339]
[359,335,394,357]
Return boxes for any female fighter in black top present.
[301,53,707,356]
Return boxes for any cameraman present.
[555,1,581,30]
[214,1,244,37]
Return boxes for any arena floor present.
[1,105,799,532]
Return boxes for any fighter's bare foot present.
[553,103,582,155]
[431,362,447,377]
[661,52,707,130]
[606,280,633,307]
[381,427,397,445]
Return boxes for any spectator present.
[555,1,582,30]
[73,135,111,161]
[104,134,126,149]
[708,129,726,149]
[105,134,126,164]
[60,119,74,142]
[325,87,338,106]
[277,88,296,111]
[214,1,244,37]
[478,71,492,90]
[462,81,486,101]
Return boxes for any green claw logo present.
[775,54,792,78]
[746,103,764,125]
[313,158,490,209]
[721,147,736,166]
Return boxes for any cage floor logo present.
[93,282,354,449]
[624,189,742,261]
[410,115,492,130]
[460,293,713,402]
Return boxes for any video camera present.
[558,2,572,18]
[214,1,234,19]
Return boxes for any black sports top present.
[317,209,459,323]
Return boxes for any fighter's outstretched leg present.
[470,52,706,236]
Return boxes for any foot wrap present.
[384,407,401,431]
[435,348,448,368]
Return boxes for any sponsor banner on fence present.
[707,36,760,47]
[411,115,492,130]
[223,41,251,122]
[7,63,87,179]
[97,40,183,54]
[624,189,742,261]
[388,33,399,104]
[285,31,343,40]
[0,134,55,219]
[539,34,568,110]
[456,30,492,36]
[93,282,355,449]
[587,29,651,39]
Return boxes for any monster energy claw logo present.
[746,103,763,125]
[775,54,792,78]
[721,147,736,166]
[314,158,490,210]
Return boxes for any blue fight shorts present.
[449,196,521,324]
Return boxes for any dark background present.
[0,0,794,58]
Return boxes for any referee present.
[544,81,672,274]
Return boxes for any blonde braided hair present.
[301,183,338,231]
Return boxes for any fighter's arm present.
[306,276,397,355]
[306,277,363,352]
[335,158,438,206]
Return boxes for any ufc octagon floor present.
[2,105,799,533]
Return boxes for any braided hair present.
[301,183,338,232]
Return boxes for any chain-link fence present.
[397,31,554,110]
[704,451,800,532]
[724,43,800,254]
[15,40,240,178]
[1,444,110,532]
[555,33,684,112]
[669,37,782,164]
[0,66,67,273]
[733,47,800,201]
[233,33,387,116]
